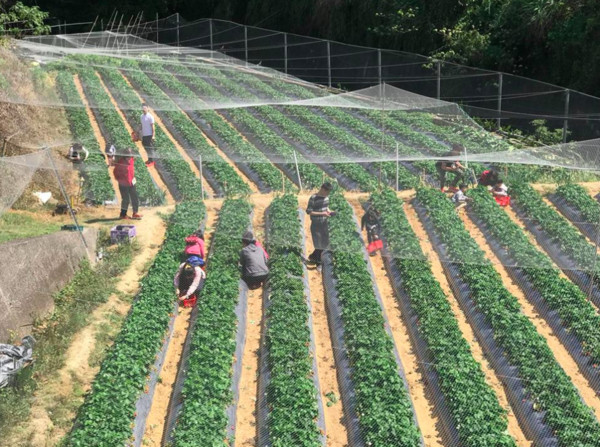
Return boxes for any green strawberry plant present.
[173,199,252,446]
[417,187,600,446]
[372,189,515,446]
[68,200,206,446]
[54,70,116,203]
[266,194,321,446]
[328,190,421,447]
[555,183,600,224]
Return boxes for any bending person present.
[239,231,269,290]
[436,144,465,191]
[174,255,206,304]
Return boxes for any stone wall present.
[0,228,97,341]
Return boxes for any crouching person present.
[239,231,269,290]
[174,255,206,306]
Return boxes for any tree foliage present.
[0,1,50,37]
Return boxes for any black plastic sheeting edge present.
[548,194,599,244]
[320,250,365,447]
[102,75,184,202]
[299,209,328,446]
[348,211,425,447]
[510,202,600,310]
[467,210,600,394]
[413,200,560,447]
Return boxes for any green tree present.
[0,1,50,37]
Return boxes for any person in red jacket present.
[113,148,142,220]
[184,230,205,261]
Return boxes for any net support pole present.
[563,89,570,143]
[176,13,180,48]
[46,148,90,259]
[244,26,248,67]
[209,19,214,52]
[436,60,441,100]
[284,33,288,74]
[155,13,159,49]
[327,41,332,88]
[497,72,503,130]
[198,156,204,200]
[293,150,302,191]
[378,49,382,85]
[395,142,399,191]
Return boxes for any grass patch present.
[0,212,62,244]
[0,236,138,438]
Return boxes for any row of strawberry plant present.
[327,191,421,446]
[91,59,204,201]
[469,186,600,362]
[172,198,252,446]
[371,188,514,446]
[74,64,164,205]
[116,58,250,196]
[211,67,419,189]
[54,70,115,203]
[67,200,205,446]
[265,194,321,446]
[139,59,291,191]
[510,182,600,282]
[416,187,600,446]
[555,183,600,223]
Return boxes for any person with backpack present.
[306,182,335,269]
[113,148,142,220]
[174,255,206,305]
[436,144,465,192]
[183,230,205,262]
[239,231,269,290]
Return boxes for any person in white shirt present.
[451,184,473,210]
[492,179,511,206]
[140,104,156,167]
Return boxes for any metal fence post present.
[244,25,248,67]
[436,60,441,100]
[209,18,213,51]
[378,49,382,86]
[327,41,332,88]
[155,13,158,47]
[563,89,570,143]
[497,72,503,130]
[284,33,288,74]
[176,13,180,48]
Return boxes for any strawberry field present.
[8,34,600,447]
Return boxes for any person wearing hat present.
[239,230,269,290]
[306,182,335,268]
[174,255,206,304]
[113,147,142,220]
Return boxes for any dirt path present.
[119,73,215,198]
[73,74,121,201]
[458,209,600,419]
[7,205,173,447]
[348,197,444,447]
[142,199,222,446]
[299,195,349,447]
[404,202,531,446]
[234,194,271,446]
[93,72,175,205]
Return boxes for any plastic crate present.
[61,224,84,231]
[182,295,197,308]
[110,224,136,244]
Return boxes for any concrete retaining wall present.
[0,228,97,341]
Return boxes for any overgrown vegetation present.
[0,211,61,243]
[0,234,136,439]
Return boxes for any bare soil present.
[4,205,173,447]
[142,199,223,446]
[458,209,600,419]
[348,197,444,447]
[93,72,175,205]
[234,194,271,446]
[404,201,531,446]
[299,195,349,447]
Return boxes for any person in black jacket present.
[361,205,381,244]
[306,182,335,268]
[435,144,465,191]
